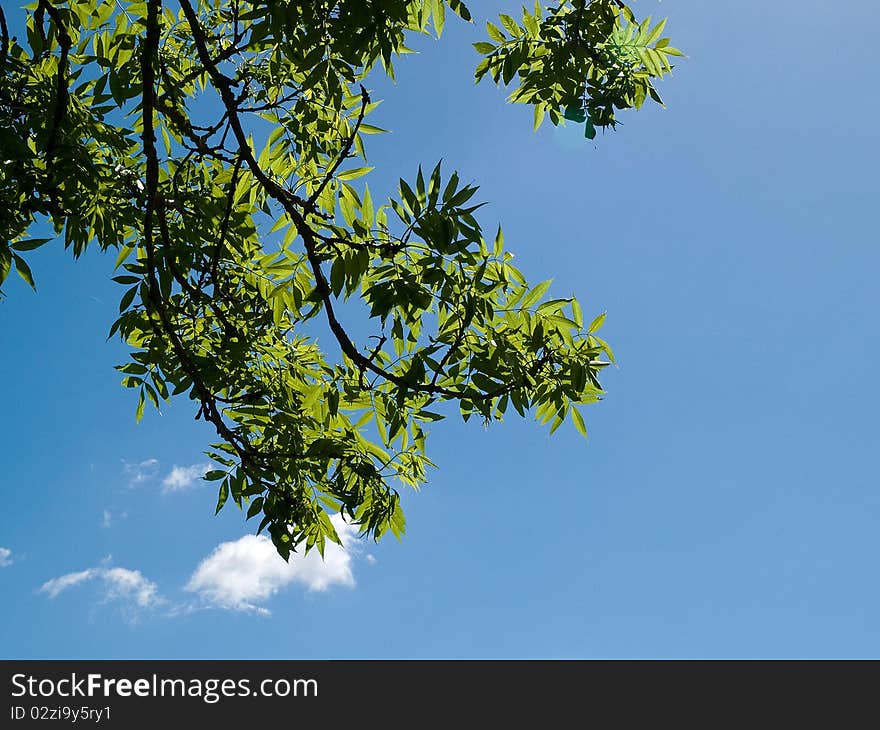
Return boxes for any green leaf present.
[144,383,160,410]
[522,10,539,38]
[486,21,505,42]
[493,226,504,256]
[498,14,520,36]
[215,480,229,514]
[0,248,10,286]
[520,279,552,310]
[592,335,616,364]
[114,246,134,269]
[119,285,138,312]
[432,0,445,37]
[588,312,607,333]
[330,258,346,297]
[645,18,667,46]
[246,496,264,520]
[11,238,51,252]
[336,166,373,181]
[135,389,146,423]
[447,0,471,22]
[571,298,583,328]
[358,123,388,134]
[12,254,35,289]
[571,407,588,439]
[108,70,124,106]
[533,103,546,131]
[564,104,586,123]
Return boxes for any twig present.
[307,84,370,209]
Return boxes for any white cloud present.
[101,510,128,528]
[186,515,359,614]
[40,569,97,598]
[123,458,159,486]
[0,547,12,567]
[39,565,162,616]
[161,463,210,493]
[102,567,160,608]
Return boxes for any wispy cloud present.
[0,547,13,567]
[101,567,161,608]
[40,569,96,598]
[123,458,159,486]
[39,565,162,619]
[161,463,210,493]
[101,509,128,528]
[185,515,359,614]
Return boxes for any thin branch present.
[155,40,247,107]
[431,294,475,388]
[210,150,244,290]
[307,83,369,208]
[141,0,268,482]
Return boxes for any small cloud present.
[40,565,162,619]
[101,510,127,528]
[102,567,160,608]
[123,458,159,486]
[0,547,14,567]
[40,569,96,598]
[186,515,359,614]
[365,554,377,565]
[161,463,210,493]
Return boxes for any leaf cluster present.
[0,0,678,559]
[474,1,683,136]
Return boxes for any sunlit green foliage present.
[0,0,679,559]
[473,2,682,135]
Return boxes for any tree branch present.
[307,83,369,209]
[36,0,71,162]
[430,294,475,388]
[177,0,551,405]
[141,0,280,488]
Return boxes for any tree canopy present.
[0,0,681,559]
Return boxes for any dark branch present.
[308,84,370,209]
[431,295,475,389]
[36,0,71,162]
[210,150,244,291]
[141,0,272,484]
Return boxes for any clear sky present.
[2,0,879,659]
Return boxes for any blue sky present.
[2,0,879,658]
